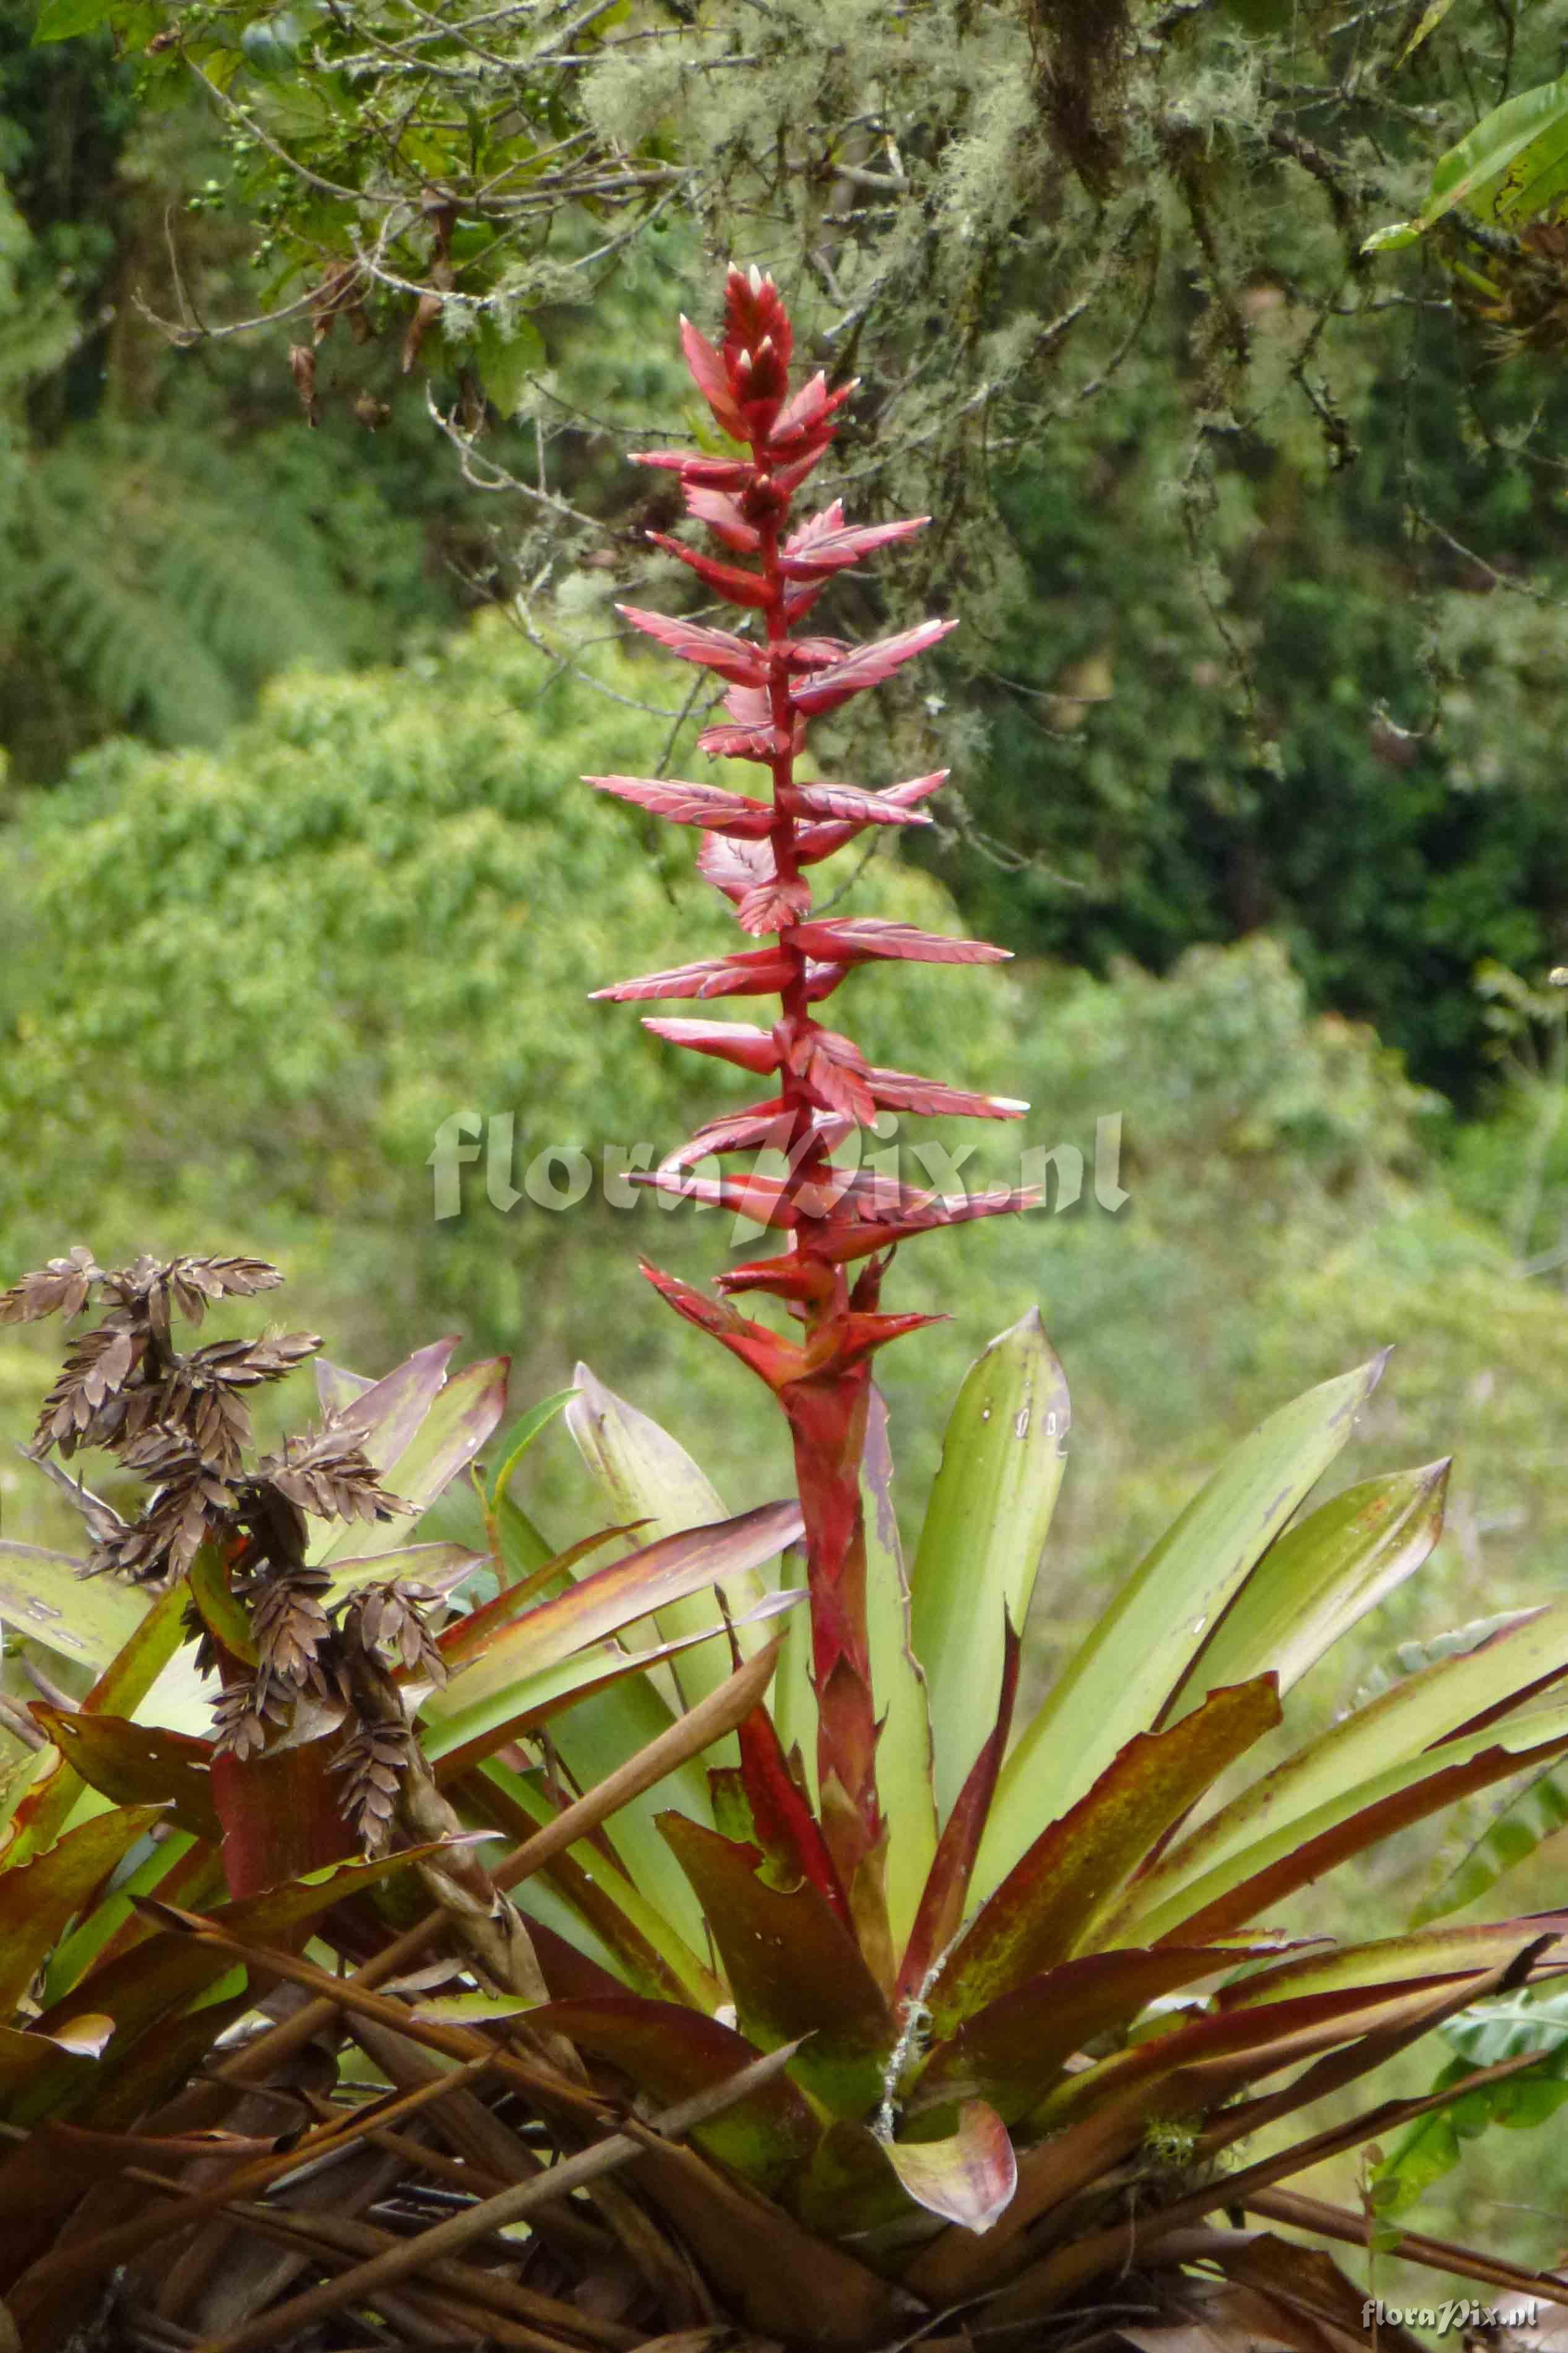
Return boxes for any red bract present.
[593,266,1035,1954]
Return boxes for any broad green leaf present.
[567,1363,772,1713]
[1412,1763,1568,1925]
[929,1680,1281,2035]
[1109,1592,1568,1935]
[410,1988,540,2024]
[980,1357,1385,1896]
[1117,1702,1568,1946]
[316,1355,508,1565]
[0,1804,166,2014]
[862,1390,935,1952]
[1371,74,1568,248]
[187,1540,257,1667]
[326,1540,488,1602]
[910,1310,1069,1823]
[659,1813,895,2117]
[1397,0,1458,64]
[0,1541,147,1675]
[317,1336,457,1464]
[40,1830,218,2004]
[1166,1461,1448,1716]
[32,0,116,40]
[882,2098,1015,2234]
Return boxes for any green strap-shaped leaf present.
[316,1356,509,1565]
[1119,1703,1568,1946]
[862,1389,936,1953]
[566,1363,772,1712]
[1364,74,1568,250]
[910,1310,1069,1823]
[0,1541,147,1677]
[978,1356,1385,1898]
[1166,1461,1449,1717]
[1105,1592,1568,1935]
[1217,1914,1568,2010]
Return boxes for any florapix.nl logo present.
[426,1110,1131,1227]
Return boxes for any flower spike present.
[593,269,1033,1944]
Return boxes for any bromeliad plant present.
[7,274,1568,2352]
[509,267,1568,2337]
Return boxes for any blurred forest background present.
[8,0,1568,2286]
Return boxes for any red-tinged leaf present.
[777,517,931,581]
[29,1709,221,1843]
[0,1805,168,2016]
[679,314,749,439]
[1216,1912,1568,2010]
[684,485,761,550]
[737,1699,851,1921]
[868,1068,1028,1121]
[928,1680,1283,2036]
[658,1812,896,2115]
[794,771,951,863]
[737,875,812,935]
[642,1017,780,1074]
[786,780,934,828]
[436,1521,641,1666]
[697,721,782,762]
[899,1623,1020,1997]
[210,1735,360,1900]
[647,533,774,609]
[433,1498,805,1716]
[1152,1720,1568,1946]
[790,618,958,714]
[786,917,1011,967]
[781,497,845,554]
[770,371,856,451]
[616,604,767,687]
[783,635,853,670]
[317,1336,460,1470]
[882,2098,1016,2234]
[523,1993,820,2197]
[630,450,756,489]
[912,1944,1285,2122]
[642,1261,808,1389]
[588,775,776,836]
[697,831,772,904]
[661,1104,823,1175]
[592,950,796,1004]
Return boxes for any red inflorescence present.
[588,265,1034,1928]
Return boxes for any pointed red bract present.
[589,272,1032,1919]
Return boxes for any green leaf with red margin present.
[658,1813,895,2117]
[1411,1763,1568,1927]
[1114,1704,1568,1946]
[1105,1600,1568,1943]
[910,1311,1069,1828]
[28,1710,220,1843]
[979,1355,1385,1899]
[0,1804,167,2014]
[423,1500,803,1753]
[567,1363,774,1714]
[1,1582,190,1866]
[523,1993,821,2198]
[911,1941,1292,2123]
[881,2097,1015,2233]
[862,1388,936,1953]
[928,1678,1282,2036]
[436,1522,642,1669]
[1215,1914,1568,2010]
[1164,1461,1449,1720]
[897,1619,1019,1999]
